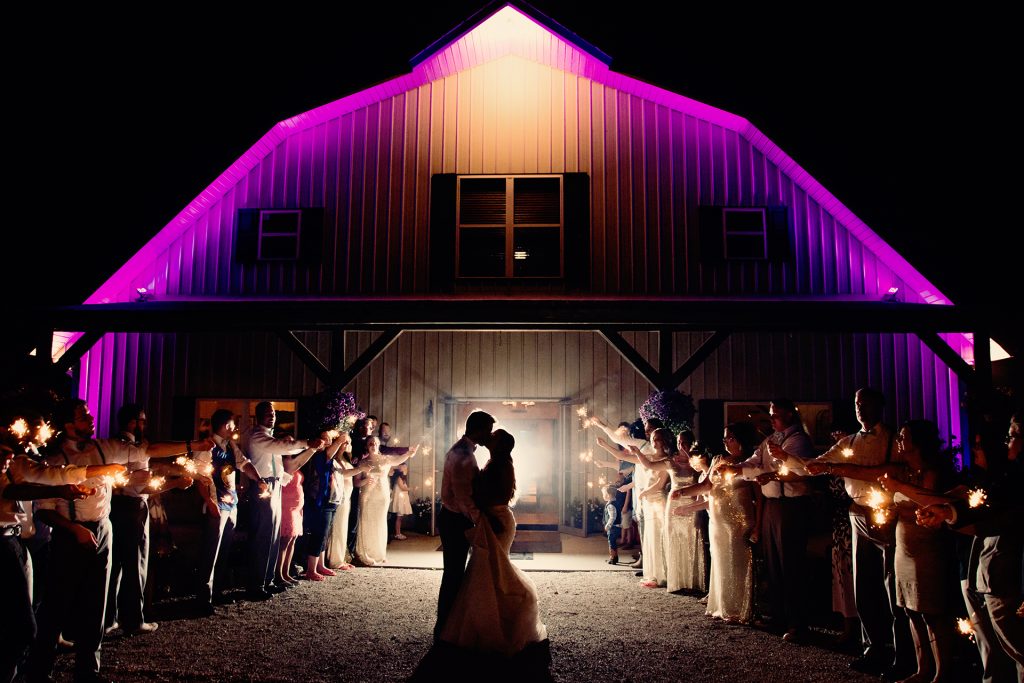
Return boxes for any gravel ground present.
[52,568,879,683]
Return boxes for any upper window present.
[258,210,302,261]
[456,175,563,278]
[722,208,767,260]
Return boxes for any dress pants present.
[850,510,914,670]
[963,580,1021,683]
[248,481,281,590]
[347,487,361,556]
[435,506,473,641]
[1,535,34,683]
[762,496,810,629]
[198,507,237,603]
[106,495,149,629]
[29,518,112,680]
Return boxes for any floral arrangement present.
[309,388,365,433]
[638,389,696,436]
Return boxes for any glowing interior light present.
[514,251,528,260]
[424,478,432,487]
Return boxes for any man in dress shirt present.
[26,399,133,683]
[245,401,322,600]
[2,436,123,683]
[802,388,912,678]
[435,410,494,642]
[101,403,197,637]
[193,408,266,614]
[720,399,815,641]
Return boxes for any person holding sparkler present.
[2,426,124,683]
[192,409,269,613]
[672,423,758,624]
[802,388,913,679]
[916,413,1024,681]
[717,399,815,642]
[101,403,202,638]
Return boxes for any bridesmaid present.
[673,422,758,623]
[635,429,705,593]
[323,433,363,570]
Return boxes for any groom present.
[434,410,495,642]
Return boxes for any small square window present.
[258,210,301,261]
[722,208,767,260]
[459,228,506,277]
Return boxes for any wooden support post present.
[663,330,730,389]
[599,329,662,389]
[332,329,402,388]
[276,330,333,385]
[916,331,976,387]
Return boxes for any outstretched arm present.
[629,445,672,472]
[596,436,639,464]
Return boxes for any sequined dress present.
[705,455,755,622]
[665,468,706,592]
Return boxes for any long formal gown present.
[440,504,547,656]
[325,459,355,567]
[664,469,706,592]
[355,455,392,565]
[705,456,755,622]
[641,470,668,586]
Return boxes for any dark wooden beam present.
[332,329,402,388]
[663,330,731,389]
[275,330,333,385]
[31,298,980,334]
[330,330,347,379]
[54,330,105,373]
[599,329,661,389]
[658,328,673,378]
[974,329,993,395]
[916,331,975,385]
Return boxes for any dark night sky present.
[8,4,1018,352]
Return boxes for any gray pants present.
[248,480,281,590]
[29,518,112,680]
[106,495,149,629]
[963,580,1023,683]
[198,507,237,603]
[850,511,913,669]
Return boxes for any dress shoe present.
[58,635,75,651]
[103,621,119,637]
[127,622,159,635]
[265,583,287,595]
[781,627,807,644]
[245,588,273,601]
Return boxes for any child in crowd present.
[602,484,620,564]
[390,462,413,540]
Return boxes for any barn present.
[37,1,992,538]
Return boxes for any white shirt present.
[441,436,480,523]
[246,426,307,479]
[39,439,113,522]
[812,424,901,506]
[738,424,814,498]
[97,432,151,498]
[1,456,88,527]
[194,434,252,504]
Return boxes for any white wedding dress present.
[355,456,391,565]
[440,504,547,656]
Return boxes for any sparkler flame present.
[10,419,30,440]
[864,488,887,510]
[778,464,790,476]
[175,456,187,466]
[198,462,213,476]
[424,478,432,487]
[148,476,165,490]
[231,433,240,441]
[968,488,988,508]
[723,471,735,483]
[582,418,593,428]
[871,508,889,526]
[586,481,593,488]
[37,423,55,444]
[956,617,975,641]
[576,406,588,418]
[841,447,854,458]
[259,488,271,499]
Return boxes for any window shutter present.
[766,207,790,262]
[299,208,325,265]
[430,174,458,292]
[698,206,725,263]
[236,209,260,263]
[563,173,590,291]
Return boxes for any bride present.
[439,429,547,656]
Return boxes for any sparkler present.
[723,471,735,483]
[778,464,790,477]
[967,488,988,508]
[841,447,854,458]
[36,422,55,445]
[576,406,588,418]
[326,430,340,440]
[10,418,29,440]
[956,617,975,642]
[587,481,594,488]
[174,455,199,475]
[421,446,432,456]
[391,437,400,445]
[864,488,892,527]
[198,462,213,476]
[231,433,240,441]
[598,476,606,486]
[259,487,271,499]
[221,494,234,504]
[148,476,165,490]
